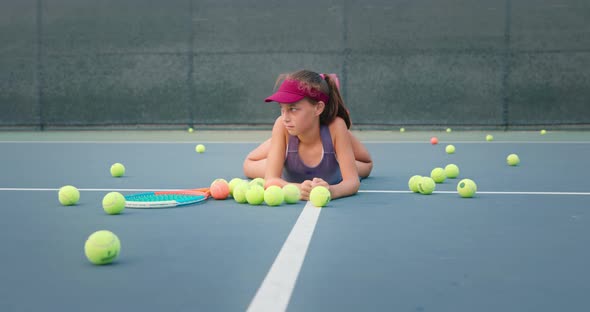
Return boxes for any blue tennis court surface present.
[0,131,589,312]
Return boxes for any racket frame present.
[124,188,210,209]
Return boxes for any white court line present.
[0,188,175,192]
[363,141,590,144]
[359,190,590,195]
[246,201,321,312]
[0,188,589,196]
[0,141,259,144]
[1,141,590,144]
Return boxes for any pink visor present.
[264,79,329,104]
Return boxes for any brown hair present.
[274,69,351,129]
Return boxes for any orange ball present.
[210,180,230,200]
[430,137,439,145]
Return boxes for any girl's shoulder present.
[271,116,290,145]
[327,117,348,135]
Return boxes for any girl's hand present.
[300,178,330,201]
[264,177,286,189]
[299,180,313,201]
[311,178,329,189]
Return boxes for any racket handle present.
[191,187,211,198]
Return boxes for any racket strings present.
[124,189,210,208]
[126,194,202,202]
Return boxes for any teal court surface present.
[0,130,589,312]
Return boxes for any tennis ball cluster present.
[411,129,529,198]
[222,177,301,206]
[408,175,436,194]
[408,163,471,196]
[81,190,126,265]
[57,163,133,265]
[58,163,130,209]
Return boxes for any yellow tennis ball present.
[110,163,125,177]
[309,186,331,207]
[228,178,244,196]
[245,184,264,205]
[400,127,405,133]
[102,192,125,215]
[430,167,446,183]
[249,178,265,188]
[507,154,520,166]
[417,177,436,195]
[457,179,477,198]
[195,144,206,153]
[408,175,422,193]
[232,181,249,203]
[445,144,455,154]
[540,129,547,135]
[58,185,80,206]
[444,164,460,178]
[282,184,301,204]
[446,128,452,133]
[264,185,284,206]
[485,134,494,142]
[188,127,194,133]
[84,230,121,265]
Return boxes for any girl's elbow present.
[362,161,373,178]
[349,178,361,194]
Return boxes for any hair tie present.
[322,73,340,90]
[320,73,340,90]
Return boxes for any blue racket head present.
[124,190,209,209]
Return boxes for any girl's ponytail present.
[322,74,351,129]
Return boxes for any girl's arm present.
[263,116,289,186]
[325,118,361,199]
[263,117,312,194]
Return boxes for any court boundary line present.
[359,190,590,195]
[0,188,589,196]
[246,201,321,312]
[1,140,590,144]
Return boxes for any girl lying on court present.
[243,69,373,201]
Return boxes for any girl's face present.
[279,99,323,136]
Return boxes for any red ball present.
[210,180,230,200]
[430,137,439,145]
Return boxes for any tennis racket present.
[124,188,210,209]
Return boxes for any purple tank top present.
[282,124,343,184]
